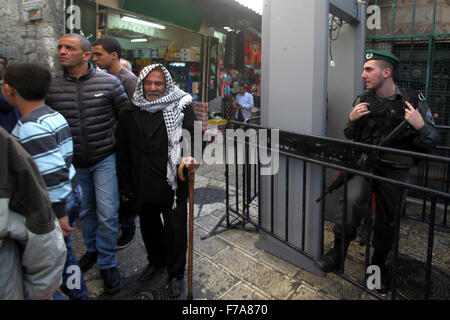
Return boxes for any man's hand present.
[349,102,371,121]
[58,216,74,237]
[235,103,242,110]
[404,101,425,130]
[181,156,199,173]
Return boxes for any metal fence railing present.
[204,121,450,300]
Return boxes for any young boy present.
[1,63,89,300]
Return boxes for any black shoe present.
[78,251,98,273]
[139,264,165,282]
[100,267,122,294]
[169,276,185,297]
[117,230,135,250]
[315,248,341,273]
[315,236,350,273]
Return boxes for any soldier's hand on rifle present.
[404,101,425,130]
[349,102,371,121]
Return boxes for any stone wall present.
[0,0,64,71]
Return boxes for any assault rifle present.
[315,119,410,203]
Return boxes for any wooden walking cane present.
[177,162,195,300]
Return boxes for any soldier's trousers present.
[333,166,410,252]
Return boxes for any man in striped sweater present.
[2,63,89,300]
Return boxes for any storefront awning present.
[121,0,205,32]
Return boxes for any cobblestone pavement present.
[71,164,449,300]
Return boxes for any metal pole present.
[390,190,403,300]
[425,0,437,98]
[319,167,326,256]
[302,162,307,251]
[187,172,195,300]
[424,196,437,300]
[392,0,397,36]
[340,172,349,274]
[285,158,289,242]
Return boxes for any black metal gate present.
[204,121,450,300]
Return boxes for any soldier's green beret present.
[365,49,400,69]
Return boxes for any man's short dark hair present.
[61,33,92,52]
[376,59,394,73]
[93,37,122,60]
[0,56,7,65]
[3,63,52,100]
[375,59,397,80]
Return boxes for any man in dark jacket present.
[46,33,129,294]
[93,36,138,250]
[315,50,440,295]
[116,64,198,298]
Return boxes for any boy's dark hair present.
[93,37,122,60]
[3,63,52,101]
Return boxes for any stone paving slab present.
[217,281,270,300]
[190,257,240,300]
[213,247,298,300]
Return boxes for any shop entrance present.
[97,6,203,101]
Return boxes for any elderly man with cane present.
[116,64,198,298]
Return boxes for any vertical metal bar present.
[391,0,397,36]
[341,172,349,274]
[302,161,307,251]
[225,148,230,227]
[425,37,434,99]
[258,159,262,227]
[422,160,430,221]
[432,0,437,35]
[390,187,403,300]
[424,196,437,300]
[285,157,290,242]
[444,162,449,226]
[319,167,326,256]
[253,132,257,199]
[408,0,417,87]
[364,180,375,277]
[271,173,274,234]
[242,136,247,228]
[374,0,379,38]
[246,136,251,226]
[234,137,238,226]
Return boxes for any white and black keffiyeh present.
[132,64,193,209]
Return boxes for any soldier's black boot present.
[315,236,351,273]
[371,249,391,295]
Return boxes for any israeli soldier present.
[315,50,440,294]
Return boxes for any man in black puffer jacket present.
[46,33,129,294]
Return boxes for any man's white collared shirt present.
[234,91,254,121]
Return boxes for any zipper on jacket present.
[77,80,88,167]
